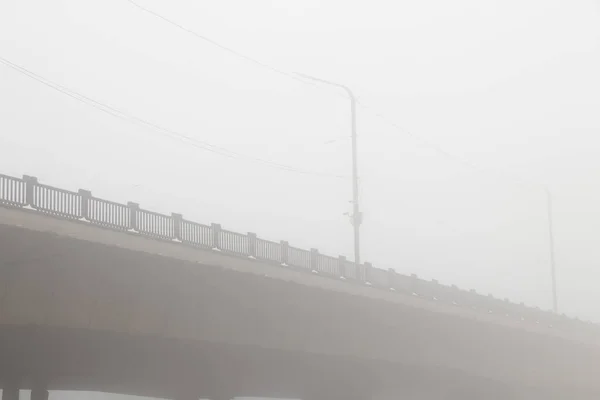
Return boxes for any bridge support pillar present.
[30,389,48,400]
[1,387,19,400]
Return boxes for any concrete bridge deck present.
[1,174,599,399]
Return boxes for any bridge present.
[0,173,599,400]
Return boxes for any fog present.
[1,2,600,396]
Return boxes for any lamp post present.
[296,73,362,270]
[545,186,558,313]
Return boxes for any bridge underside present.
[0,324,519,400]
[0,214,598,399]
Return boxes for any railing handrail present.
[0,173,24,181]
[89,195,128,207]
[136,207,173,219]
[221,228,247,237]
[0,173,596,335]
[180,217,210,227]
[0,174,27,206]
[33,182,79,195]
[256,237,279,245]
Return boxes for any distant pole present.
[545,187,558,313]
[296,73,362,268]
[349,87,361,268]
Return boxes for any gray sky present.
[1,0,600,329]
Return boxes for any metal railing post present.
[23,175,38,206]
[127,202,139,231]
[410,273,419,294]
[172,213,182,240]
[387,268,397,290]
[211,223,222,249]
[280,240,289,265]
[310,248,319,272]
[248,232,257,258]
[78,189,91,220]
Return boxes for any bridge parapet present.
[0,173,595,338]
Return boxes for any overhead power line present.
[355,100,483,172]
[124,0,519,183]
[0,56,347,179]
[125,0,318,88]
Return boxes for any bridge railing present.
[179,219,213,248]
[86,195,131,230]
[29,176,82,219]
[287,246,311,270]
[316,254,340,277]
[220,228,249,255]
[0,174,27,207]
[134,206,176,240]
[0,173,597,337]
[255,238,281,262]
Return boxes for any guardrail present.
[0,173,596,336]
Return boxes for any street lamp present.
[296,73,362,271]
[545,187,558,313]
